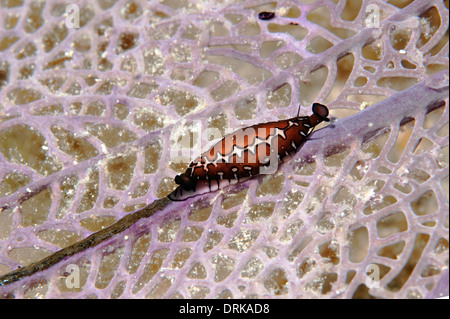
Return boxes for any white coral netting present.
[0,0,448,298]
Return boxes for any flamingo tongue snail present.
[168,103,330,201]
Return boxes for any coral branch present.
[0,197,171,287]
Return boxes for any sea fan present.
[0,0,448,299]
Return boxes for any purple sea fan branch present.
[296,70,449,164]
